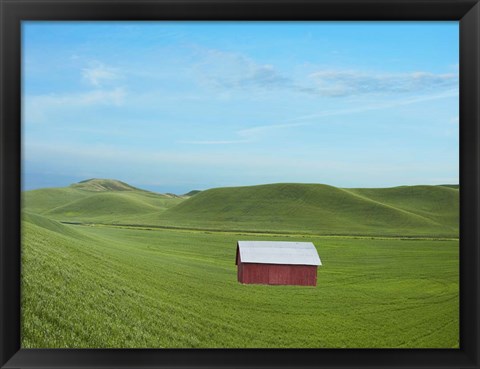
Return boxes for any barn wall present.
[236,250,242,283]
[238,263,317,286]
[237,257,243,283]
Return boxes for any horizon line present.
[21,177,460,195]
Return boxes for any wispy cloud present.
[236,64,290,89]
[236,122,307,137]
[82,62,121,87]
[288,88,458,123]
[193,47,458,99]
[193,48,291,92]
[181,122,306,145]
[308,70,458,97]
[178,139,251,145]
[24,88,126,123]
[24,58,127,123]
[28,88,126,108]
[179,88,458,145]
[24,141,322,170]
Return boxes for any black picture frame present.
[1,0,479,368]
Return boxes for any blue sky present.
[22,21,459,194]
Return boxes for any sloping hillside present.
[23,180,459,237]
[438,184,459,189]
[153,183,458,237]
[23,212,90,241]
[23,179,185,223]
[347,185,458,230]
[23,187,91,214]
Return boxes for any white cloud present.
[193,48,290,92]
[192,47,458,98]
[308,70,458,97]
[82,62,121,87]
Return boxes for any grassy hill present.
[23,187,91,214]
[23,180,459,237]
[152,183,458,237]
[348,185,458,230]
[21,179,459,348]
[22,212,90,241]
[23,179,185,223]
[438,184,459,189]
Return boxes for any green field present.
[21,179,459,348]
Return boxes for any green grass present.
[45,192,183,221]
[348,185,459,229]
[22,212,90,241]
[24,182,459,237]
[23,187,90,214]
[21,179,459,348]
[22,218,458,348]
[153,183,459,237]
[24,179,185,223]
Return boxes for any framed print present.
[1,0,479,368]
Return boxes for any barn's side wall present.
[238,263,317,286]
[236,251,243,283]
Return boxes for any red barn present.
[236,241,322,286]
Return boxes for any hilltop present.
[71,178,146,192]
[184,190,202,197]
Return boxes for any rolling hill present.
[153,183,459,237]
[21,179,459,347]
[23,179,185,223]
[22,212,91,241]
[23,180,459,237]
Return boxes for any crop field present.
[21,179,459,348]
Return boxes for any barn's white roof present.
[237,241,321,266]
